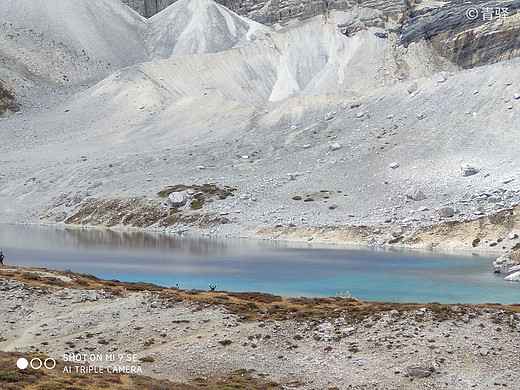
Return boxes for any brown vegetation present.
[157,184,235,201]
[64,198,167,228]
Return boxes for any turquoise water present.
[0,224,518,304]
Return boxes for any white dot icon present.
[16,358,29,369]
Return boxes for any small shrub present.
[190,200,203,210]
[122,281,165,291]
[0,370,23,382]
[22,273,40,281]
[43,277,66,286]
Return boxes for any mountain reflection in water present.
[0,224,517,304]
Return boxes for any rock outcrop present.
[122,0,409,22]
[399,0,520,69]
[0,82,19,117]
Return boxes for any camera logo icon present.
[17,357,56,370]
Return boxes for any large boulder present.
[404,365,433,378]
[406,188,426,201]
[438,207,455,218]
[168,192,186,207]
[462,165,479,176]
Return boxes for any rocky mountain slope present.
[0,0,148,89]
[124,0,520,69]
[0,0,520,271]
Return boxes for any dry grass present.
[159,213,229,228]
[156,183,236,227]
[408,205,520,250]
[60,184,235,229]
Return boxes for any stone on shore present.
[505,271,520,282]
[404,365,433,378]
[438,207,455,218]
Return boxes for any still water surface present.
[0,224,518,304]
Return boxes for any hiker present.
[0,252,4,265]
[209,284,217,291]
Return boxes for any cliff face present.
[122,0,408,22]
[400,0,520,69]
[217,0,408,24]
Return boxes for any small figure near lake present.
[0,252,4,265]
[209,284,217,291]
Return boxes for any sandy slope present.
[0,0,148,88]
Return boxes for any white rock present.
[407,189,426,201]
[168,192,186,207]
[505,271,520,282]
[436,71,449,83]
[329,143,342,151]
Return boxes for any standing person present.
[0,252,4,265]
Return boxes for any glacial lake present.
[0,224,518,304]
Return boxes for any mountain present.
[147,0,267,59]
[0,0,519,261]
[124,0,520,70]
[0,0,268,103]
